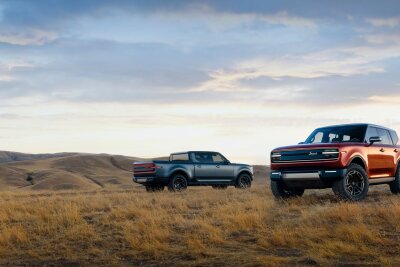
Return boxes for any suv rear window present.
[171,153,189,161]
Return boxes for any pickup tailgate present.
[133,162,157,177]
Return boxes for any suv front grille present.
[271,149,339,163]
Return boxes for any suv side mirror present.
[369,136,382,144]
[224,160,231,165]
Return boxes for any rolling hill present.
[0,151,269,191]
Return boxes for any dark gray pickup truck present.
[133,151,253,192]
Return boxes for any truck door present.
[367,127,396,178]
[192,152,234,182]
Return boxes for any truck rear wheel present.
[235,173,252,189]
[332,163,369,201]
[168,174,188,192]
[389,164,400,194]
[145,184,165,192]
[271,180,304,199]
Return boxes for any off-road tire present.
[212,185,228,190]
[332,163,369,201]
[145,184,165,192]
[168,174,188,192]
[235,173,252,189]
[270,180,304,199]
[389,164,400,194]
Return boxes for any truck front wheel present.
[168,174,188,192]
[332,163,369,201]
[271,180,304,199]
[235,173,252,189]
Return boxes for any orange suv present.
[270,124,400,201]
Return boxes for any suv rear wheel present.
[168,173,188,192]
[145,184,165,192]
[332,163,369,201]
[389,164,400,194]
[271,180,304,199]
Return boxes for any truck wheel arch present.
[169,170,189,180]
[348,156,367,170]
[237,170,253,181]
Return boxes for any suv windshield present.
[305,125,367,144]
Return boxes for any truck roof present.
[171,151,220,155]
[318,123,395,132]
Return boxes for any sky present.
[1,0,400,164]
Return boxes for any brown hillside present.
[0,153,268,191]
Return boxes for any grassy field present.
[1,184,400,266]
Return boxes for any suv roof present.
[319,123,395,132]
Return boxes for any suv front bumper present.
[270,168,347,189]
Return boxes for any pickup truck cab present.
[133,151,253,192]
[270,124,400,201]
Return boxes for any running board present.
[369,177,395,184]
[196,179,232,182]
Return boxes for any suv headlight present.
[271,152,281,162]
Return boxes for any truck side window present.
[377,128,393,145]
[211,153,225,163]
[171,153,189,161]
[194,152,225,163]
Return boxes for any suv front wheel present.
[271,180,304,199]
[332,163,369,201]
[389,164,400,194]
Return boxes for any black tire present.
[212,185,228,190]
[235,173,252,189]
[270,180,304,199]
[168,173,188,192]
[389,164,400,194]
[145,184,165,192]
[332,163,369,201]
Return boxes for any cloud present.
[191,45,393,94]
[362,33,400,44]
[367,17,400,27]
[156,6,316,30]
[0,29,57,45]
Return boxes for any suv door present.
[192,152,234,182]
[366,127,396,178]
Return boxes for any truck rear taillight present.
[133,163,157,174]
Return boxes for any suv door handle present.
[380,148,385,152]
[395,149,399,153]
[196,165,201,168]
[216,165,220,168]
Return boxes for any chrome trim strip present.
[197,179,231,182]
[272,158,339,163]
[283,172,320,180]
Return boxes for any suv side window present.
[377,128,393,145]
[390,130,399,145]
[365,127,379,143]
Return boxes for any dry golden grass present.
[1,185,400,266]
